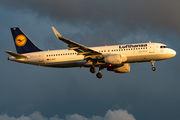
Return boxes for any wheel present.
[152,67,156,71]
[96,72,102,79]
[90,67,96,73]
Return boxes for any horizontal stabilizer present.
[5,51,28,59]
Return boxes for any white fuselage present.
[8,43,176,68]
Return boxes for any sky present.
[0,0,180,120]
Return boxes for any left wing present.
[52,27,102,56]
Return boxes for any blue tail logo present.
[11,27,42,54]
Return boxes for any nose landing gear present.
[151,60,156,71]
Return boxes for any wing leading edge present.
[52,27,102,56]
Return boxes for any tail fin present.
[11,27,42,54]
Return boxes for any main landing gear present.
[90,67,96,73]
[96,66,104,79]
[151,60,156,71]
[89,66,104,79]
[96,72,102,79]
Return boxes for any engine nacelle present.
[102,54,127,65]
[104,54,121,65]
[107,63,130,73]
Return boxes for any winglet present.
[52,27,63,39]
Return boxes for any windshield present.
[160,46,167,48]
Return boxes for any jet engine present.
[107,63,130,73]
[101,54,127,65]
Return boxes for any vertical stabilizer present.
[11,27,42,54]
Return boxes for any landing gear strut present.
[90,60,97,73]
[96,66,104,79]
[151,60,156,71]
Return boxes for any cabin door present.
[149,43,155,53]
[39,52,44,62]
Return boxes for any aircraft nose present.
[169,49,176,58]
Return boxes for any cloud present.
[0,109,136,120]
[0,0,179,49]
[0,0,180,36]
[104,110,135,120]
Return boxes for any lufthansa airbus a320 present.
[6,27,176,78]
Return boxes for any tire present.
[152,67,156,71]
[96,72,102,79]
[90,67,96,73]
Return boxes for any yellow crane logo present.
[15,35,27,47]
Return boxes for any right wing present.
[52,27,102,56]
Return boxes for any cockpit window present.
[160,46,167,48]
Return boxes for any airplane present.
[5,27,176,78]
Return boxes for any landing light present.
[108,64,112,67]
